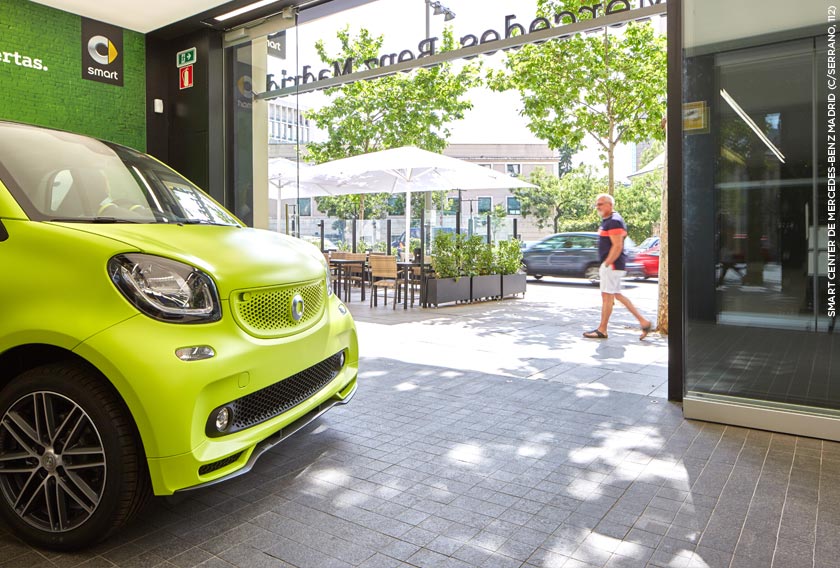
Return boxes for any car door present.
[545,236,586,275]
[524,235,563,274]
[574,235,600,276]
[557,235,594,275]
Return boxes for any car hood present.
[51,223,325,299]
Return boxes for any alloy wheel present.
[0,391,106,533]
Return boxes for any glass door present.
[714,40,814,330]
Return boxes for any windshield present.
[0,122,240,226]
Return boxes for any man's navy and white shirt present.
[598,212,628,270]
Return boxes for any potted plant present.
[498,239,526,298]
[471,239,501,301]
[427,232,470,306]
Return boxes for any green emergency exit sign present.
[176,48,196,67]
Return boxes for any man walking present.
[583,193,652,340]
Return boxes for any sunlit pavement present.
[6,279,839,568]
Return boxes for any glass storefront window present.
[682,1,837,415]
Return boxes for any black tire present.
[584,264,600,283]
[532,274,543,280]
[0,362,149,550]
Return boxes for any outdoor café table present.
[396,260,432,309]
[329,258,367,302]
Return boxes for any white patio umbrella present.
[290,146,536,195]
[275,146,536,257]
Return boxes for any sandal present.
[640,324,652,340]
[583,329,608,339]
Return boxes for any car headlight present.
[323,259,333,296]
[108,253,221,323]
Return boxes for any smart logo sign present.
[81,17,123,86]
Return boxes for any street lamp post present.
[426,0,456,35]
[417,0,455,258]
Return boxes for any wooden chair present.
[323,252,338,288]
[344,252,367,298]
[369,255,400,309]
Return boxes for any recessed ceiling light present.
[214,0,281,22]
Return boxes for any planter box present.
[425,277,470,307]
[471,275,501,302]
[501,273,527,298]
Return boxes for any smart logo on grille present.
[291,294,305,322]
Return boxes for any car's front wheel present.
[0,363,149,550]
[585,264,600,283]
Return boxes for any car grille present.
[198,452,243,476]
[206,351,344,437]
[231,279,325,338]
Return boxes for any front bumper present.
[178,379,356,492]
[74,293,358,495]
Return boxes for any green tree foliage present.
[386,192,448,217]
[514,166,605,233]
[488,0,667,194]
[305,27,481,219]
[615,171,662,243]
[555,166,607,233]
[639,139,665,170]
[489,204,507,241]
[513,168,562,232]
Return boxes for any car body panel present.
[0,121,358,498]
[75,294,357,494]
[0,181,26,219]
[59,223,326,299]
[523,231,641,279]
[634,245,660,278]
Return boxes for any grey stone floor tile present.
[169,548,215,568]
[1,286,836,567]
[406,547,450,568]
[216,543,292,568]
[380,540,421,562]
[772,536,814,568]
[452,543,493,566]
[686,546,732,568]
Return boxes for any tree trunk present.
[607,142,615,195]
[656,122,669,335]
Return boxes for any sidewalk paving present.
[3,279,838,568]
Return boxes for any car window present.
[532,236,564,251]
[49,170,74,211]
[567,236,594,248]
[0,122,239,225]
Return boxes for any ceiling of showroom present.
[31,0,232,33]
[29,0,334,34]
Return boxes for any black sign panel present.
[267,31,285,59]
[81,17,123,86]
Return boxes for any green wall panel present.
[0,0,145,150]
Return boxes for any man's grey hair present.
[595,193,614,205]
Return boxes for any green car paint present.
[0,121,358,549]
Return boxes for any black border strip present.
[667,0,683,402]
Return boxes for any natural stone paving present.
[2,279,839,567]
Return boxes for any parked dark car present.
[522,232,643,283]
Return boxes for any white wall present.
[685,0,825,49]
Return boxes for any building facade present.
[675,1,839,439]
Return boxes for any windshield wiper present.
[176,219,238,226]
[50,217,139,224]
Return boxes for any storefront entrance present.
[681,5,840,437]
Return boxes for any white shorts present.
[599,264,625,294]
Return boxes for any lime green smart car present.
[0,121,358,549]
